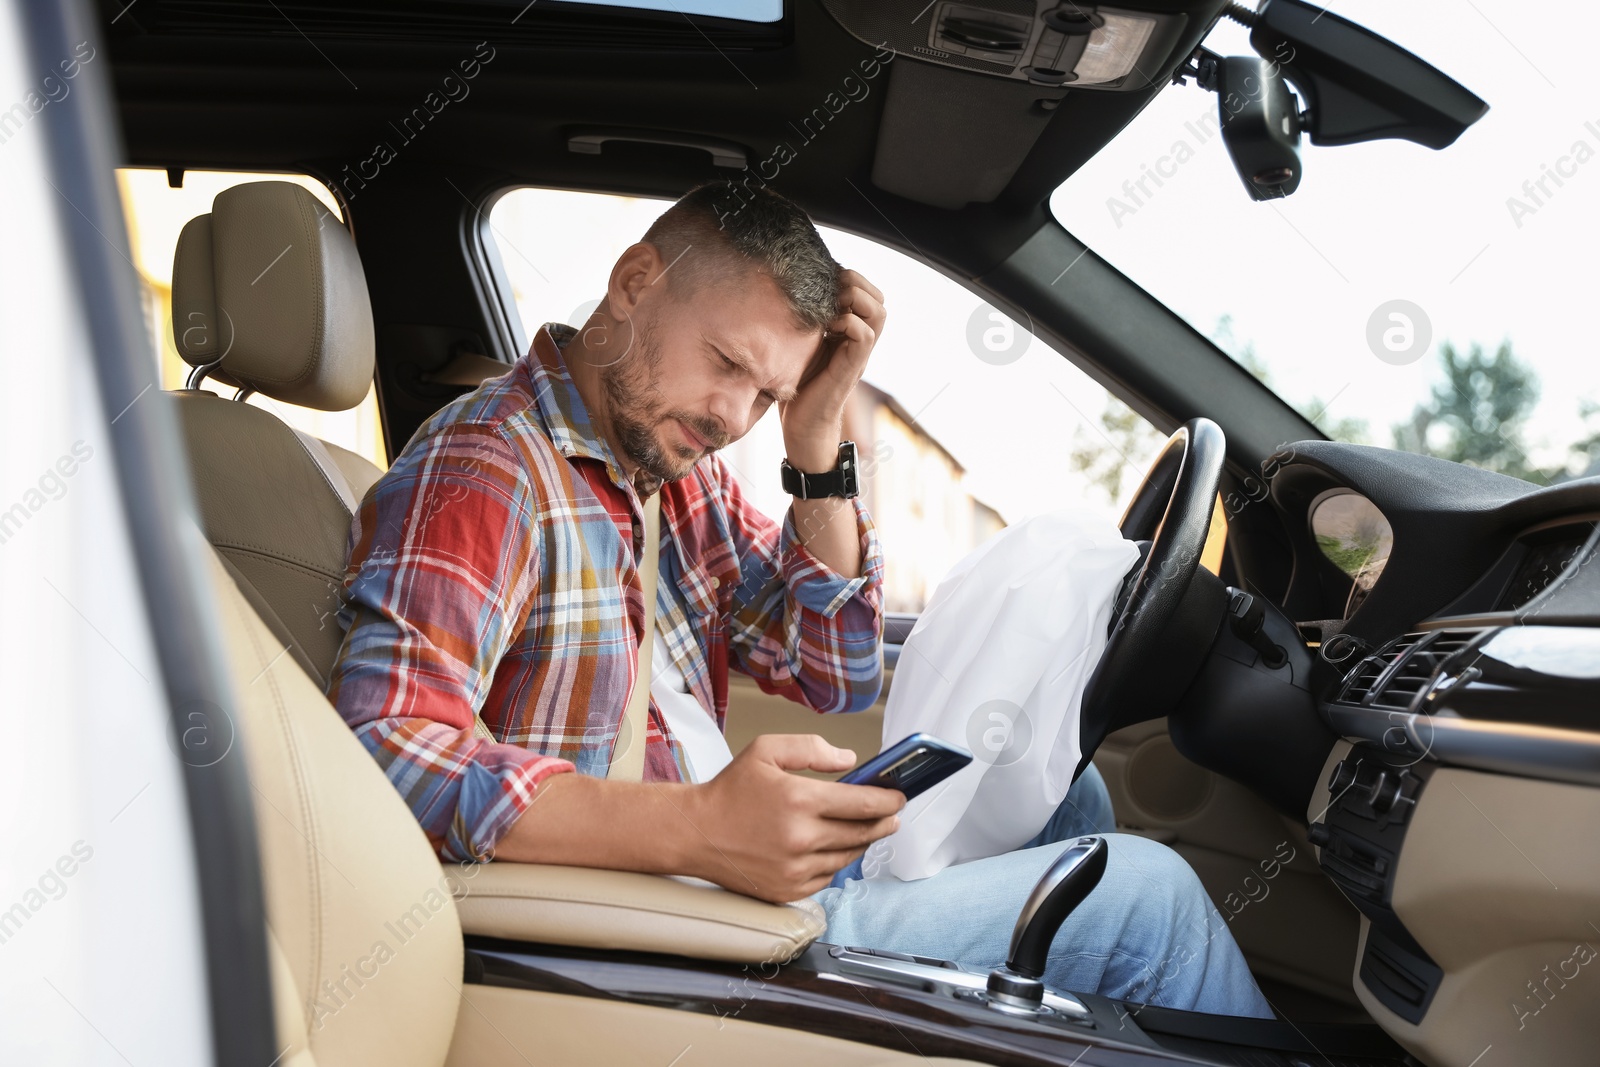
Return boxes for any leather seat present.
[168,181,383,688]
[208,541,464,1067]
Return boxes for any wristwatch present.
[780,440,859,499]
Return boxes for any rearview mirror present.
[1247,0,1488,149]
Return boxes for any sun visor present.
[870,58,1071,208]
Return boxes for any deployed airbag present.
[866,508,1138,880]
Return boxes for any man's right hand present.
[486,733,905,905]
[683,734,905,903]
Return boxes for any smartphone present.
[838,733,973,801]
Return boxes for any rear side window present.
[116,168,387,469]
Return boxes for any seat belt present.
[609,489,661,781]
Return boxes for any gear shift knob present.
[985,836,1109,1012]
[1009,835,1109,978]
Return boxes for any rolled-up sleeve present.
[712,454,886,714]
[326,423,573,861]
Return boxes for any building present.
[723,379,1005,614]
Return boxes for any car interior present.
[28,0,1599,1064]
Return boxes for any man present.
[328,181,1273,1019]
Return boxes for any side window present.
[486,187,1170,611]
[117,169,388,469]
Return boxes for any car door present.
[3,1,275,1061]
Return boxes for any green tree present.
[1572,398,1600,478]
[1390,341,1556,484]
[1068,396,1165,507]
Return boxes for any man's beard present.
[600,312,725,485]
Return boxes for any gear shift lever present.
[986,836,1109,1012]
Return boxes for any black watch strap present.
[780,441,859,499]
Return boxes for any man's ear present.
[608,242,667,320]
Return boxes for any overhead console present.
[817,0,1195,90]
[816,0,1215,208]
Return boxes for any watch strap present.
[781,441,859,499]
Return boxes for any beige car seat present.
[168,180,382,688]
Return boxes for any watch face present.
[838,441,859,497]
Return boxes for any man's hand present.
[488,734,902,905]
[684,734,904,903]
[772,269,885,582]
[779,268,886,473]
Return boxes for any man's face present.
[600,268,821,484]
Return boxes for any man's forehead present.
[712,331,810,402]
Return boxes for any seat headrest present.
[171,181,375,412]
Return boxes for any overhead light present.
[1025,6,1163,87]
[1072,12,1158,85]
[820,0,1176,91]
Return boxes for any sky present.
[1051,1,1600,474]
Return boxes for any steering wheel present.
[1073,417,1228,782]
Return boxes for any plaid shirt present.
[327,323,886,861]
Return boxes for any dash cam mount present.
[1178,0,1489,200]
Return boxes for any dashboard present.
[1250,441,1600,1034]
[1264,446,1600,778]
[1306,490,1596,619]
[1264,442,1600,633]
[1464,520,1595,613]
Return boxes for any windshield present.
[1050,0,1600,486]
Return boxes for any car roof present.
[100,0,1214,273]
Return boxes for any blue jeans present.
[811,764,1274,1019]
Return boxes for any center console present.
[465,831,1412,1066]
[1308,745,1443,1023]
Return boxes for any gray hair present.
[641,181,841,332]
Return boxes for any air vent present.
[1342,633,1423,706]
[1340,629,1483,709]
[1424,629,1478,658]
[1341,656,1389,703]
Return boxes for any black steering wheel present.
[1074,417,1228,782]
